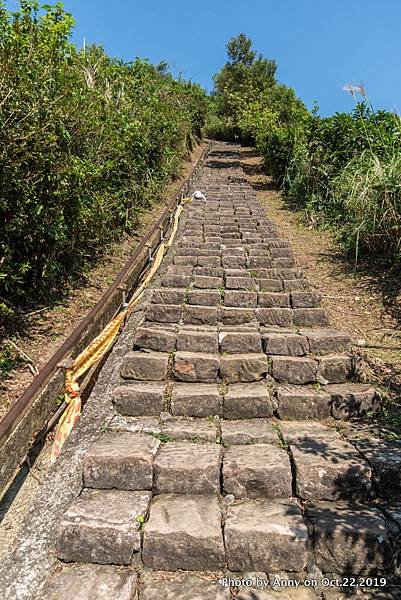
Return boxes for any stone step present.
[56,489,151,565]
[275,383,381,421]
[39,565,137,600]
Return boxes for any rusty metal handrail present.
[0,141,211,450]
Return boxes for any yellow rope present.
[51,198,191,461]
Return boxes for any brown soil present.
[241,148,401,434]
[0,142,207,421]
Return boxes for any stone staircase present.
[39,144,401,599]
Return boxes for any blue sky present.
[5,0,401,116]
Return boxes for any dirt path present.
[0,142,207,421]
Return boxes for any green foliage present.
[0,2,207,317]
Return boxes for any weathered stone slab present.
[83,432,159,491]
[263,333,308,356]
[221,419,279,446]
[279,421,340,444]
[56,489,151,565]
[306,501,392,574]
[276,385,331,420]
[142,494,225,570]
[256,308,292,327]
[146,304,182,323]
[225,499,308,572]
[283,279,310,292]
[223,383,273,419]
[226,276,258,291]
[161,274,192,288]
[299,329,352,355]
[223,444,292,498]
[140,577,229,600]
[121,351,169,381]
[258,279,283,292]
[113,383,165,416]
[220,353,268,383]
[193,275,223,289]
[161,417,218,442]
[174,352,220,383]
[292,436,371,501]
[271,356,317,384]
[290,292,321,308]
[292,308,329,327]
[151,288,186,305]
[317,354,353,383]
[171,383,221,417]
[108,415,161,435]
[219,331,262,353]
[327,383,381,419]
[220,307,255,325]
[183,305,218,325]
[133,326,176,352]
[154,441,222,494]
[188,289,221,306]
[40,565,136,600]
[352,438,401,497]
[224,290,258,308]
[258,293,290,308]
[177,329,219,353]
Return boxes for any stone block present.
[258,279,283,292]
[352,438,401,497]
[223,444,292,498]
[279,421,340,445]
[283,279,310,292]
[113,383,165,416]
[171,383,221,417]
[292,437,371,501]
[161,274,192,288]
[188,289,221,306]
[263,333,308,356]
[306,502,392,574]
[177,329,219,353]
[161,417,218,443]
[197,255,221,268]
[151,288,186,305]
[121,352,169,381]
[276,385,331,420]
[193,275,223,289]
[133,326,176,353]
[146,304,182,323]
[174,352,220,383]
[220,353,268,383]
[40,565,136,600]
[183,305,218,325]
[256,308,292,327]
[223,383,273,419]
[328,383,382,419]
[225,276,257,291]
[220,307,255,325]
[291,292,321,308]
[219,331,262,353]
[194,266,224,278]
[222,255,247,269]
[300,329,352,355]
[258,293,290,308]
[56,489,151,565]
[225,499,308,572]
[317,354,353,383]
[271,356,317,384]
[224,290,258,308]
[292,309,329,327]
[248,256,273,269]
[83,432,159,490]
[174,255,197,267]
[221,419,279,446]
[153,441,222,494]
[142,494,225,570]
[140,577,229,600]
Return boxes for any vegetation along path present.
[1,143,400,600]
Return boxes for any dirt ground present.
[241,148,401,434]
[0,141,207,421]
